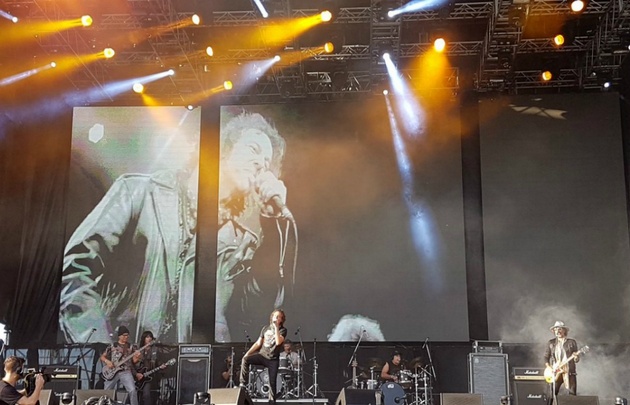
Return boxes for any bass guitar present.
[102,341,154,381]
[135,358,176,390]
[544,345,589,383]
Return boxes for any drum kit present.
[356,357,434,405]
[247,354,304,399]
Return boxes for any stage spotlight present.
[223,80,233,90]
[103,48,115,58]
[320,10,333,22]
[253,0,269,18]
[206,46,214,57]
[273,55,281,62]
[541,70,553,81]
[1,10,19,22]
[191,14,200,25]
[50,62,57,68]
[615,398,628,405]
[383,89,389,95]
[168,69,175,76]
[382,52,391,60]
[570,0,585,12]
[433,37,446,52]
[186,105,195,110]
[81,15,93,27]
[60,393,74,405]
[324,42,334,53]
[553,34,565,46]
[133,82,144,93]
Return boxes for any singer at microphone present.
[255,171,292,220]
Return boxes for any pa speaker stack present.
[177,345,212,405]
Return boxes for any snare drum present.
[398,370,413,390]
[381,382,406,405]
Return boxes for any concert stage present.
[251,399,329,404]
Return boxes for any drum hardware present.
[305,339,324,398]
[226,347,235,388]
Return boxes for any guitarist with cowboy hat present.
[544,321,581,403]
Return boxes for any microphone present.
[294,327,300,336]
[422,337,429,349]
[244,330,251,343]
[91,328,97,332]
[269,195,294,220]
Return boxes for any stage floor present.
[252,399,329,404]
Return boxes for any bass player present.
[100,326,140,405]
[544,321,580,403]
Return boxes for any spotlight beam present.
[0,63,56,86]
[383,53,424,136]
[253,0,269,18]
[389,0,449,17]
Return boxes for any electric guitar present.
[102,341,154,381]
[544,345,589,383]
[135,358,176,390]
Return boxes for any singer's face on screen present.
[222,128,273,196]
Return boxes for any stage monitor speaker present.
[335,388,378,405]
[177,345,212,405]
[513,381,548,405]
[39,389,53,405]
[441,393,483,405]
[74,389,116,405]
[207,388,252,405]
[557,396,600,405]
[468,354,510,405]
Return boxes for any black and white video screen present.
[60,106,201,345]
[216,98,468,342]
[480,93,630,344]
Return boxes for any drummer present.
[381,351,403,382]
[279,340,299,371]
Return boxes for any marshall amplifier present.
[513,368,546,381]
[513,380,548,405]
[41,365,80,405]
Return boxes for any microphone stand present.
[296,329,306,399]
[346,329,365,389]
[69,328,96,388]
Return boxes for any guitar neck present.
[114,342,153,368]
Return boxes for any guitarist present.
[100,326,140,405]
[544,321,580,402]
[135,331,164,405]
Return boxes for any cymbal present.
[366,358,385,369]
[408,357,424,370]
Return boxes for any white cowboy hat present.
[550,321,569,331]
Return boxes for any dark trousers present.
[240,354,280,403]
[547,374,577,405]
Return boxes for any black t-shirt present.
[0,380,23,405]
[258,325,287,360]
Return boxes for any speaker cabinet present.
[335,388,378,405]
[513,381,548,405]
[557,396,600,405]
[177,345,212,405]
[441,393,483,405]
[207,388,252,405]
[74,389,116,405]
[468,354,510,405]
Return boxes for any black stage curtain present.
[0,111,72,346]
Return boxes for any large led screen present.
[216,99,468,342]
[59,106,201,344]
[480,93,630,344]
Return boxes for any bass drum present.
[255,368,284,397]
[381,382,406,405]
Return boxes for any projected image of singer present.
[216,111,292,342]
